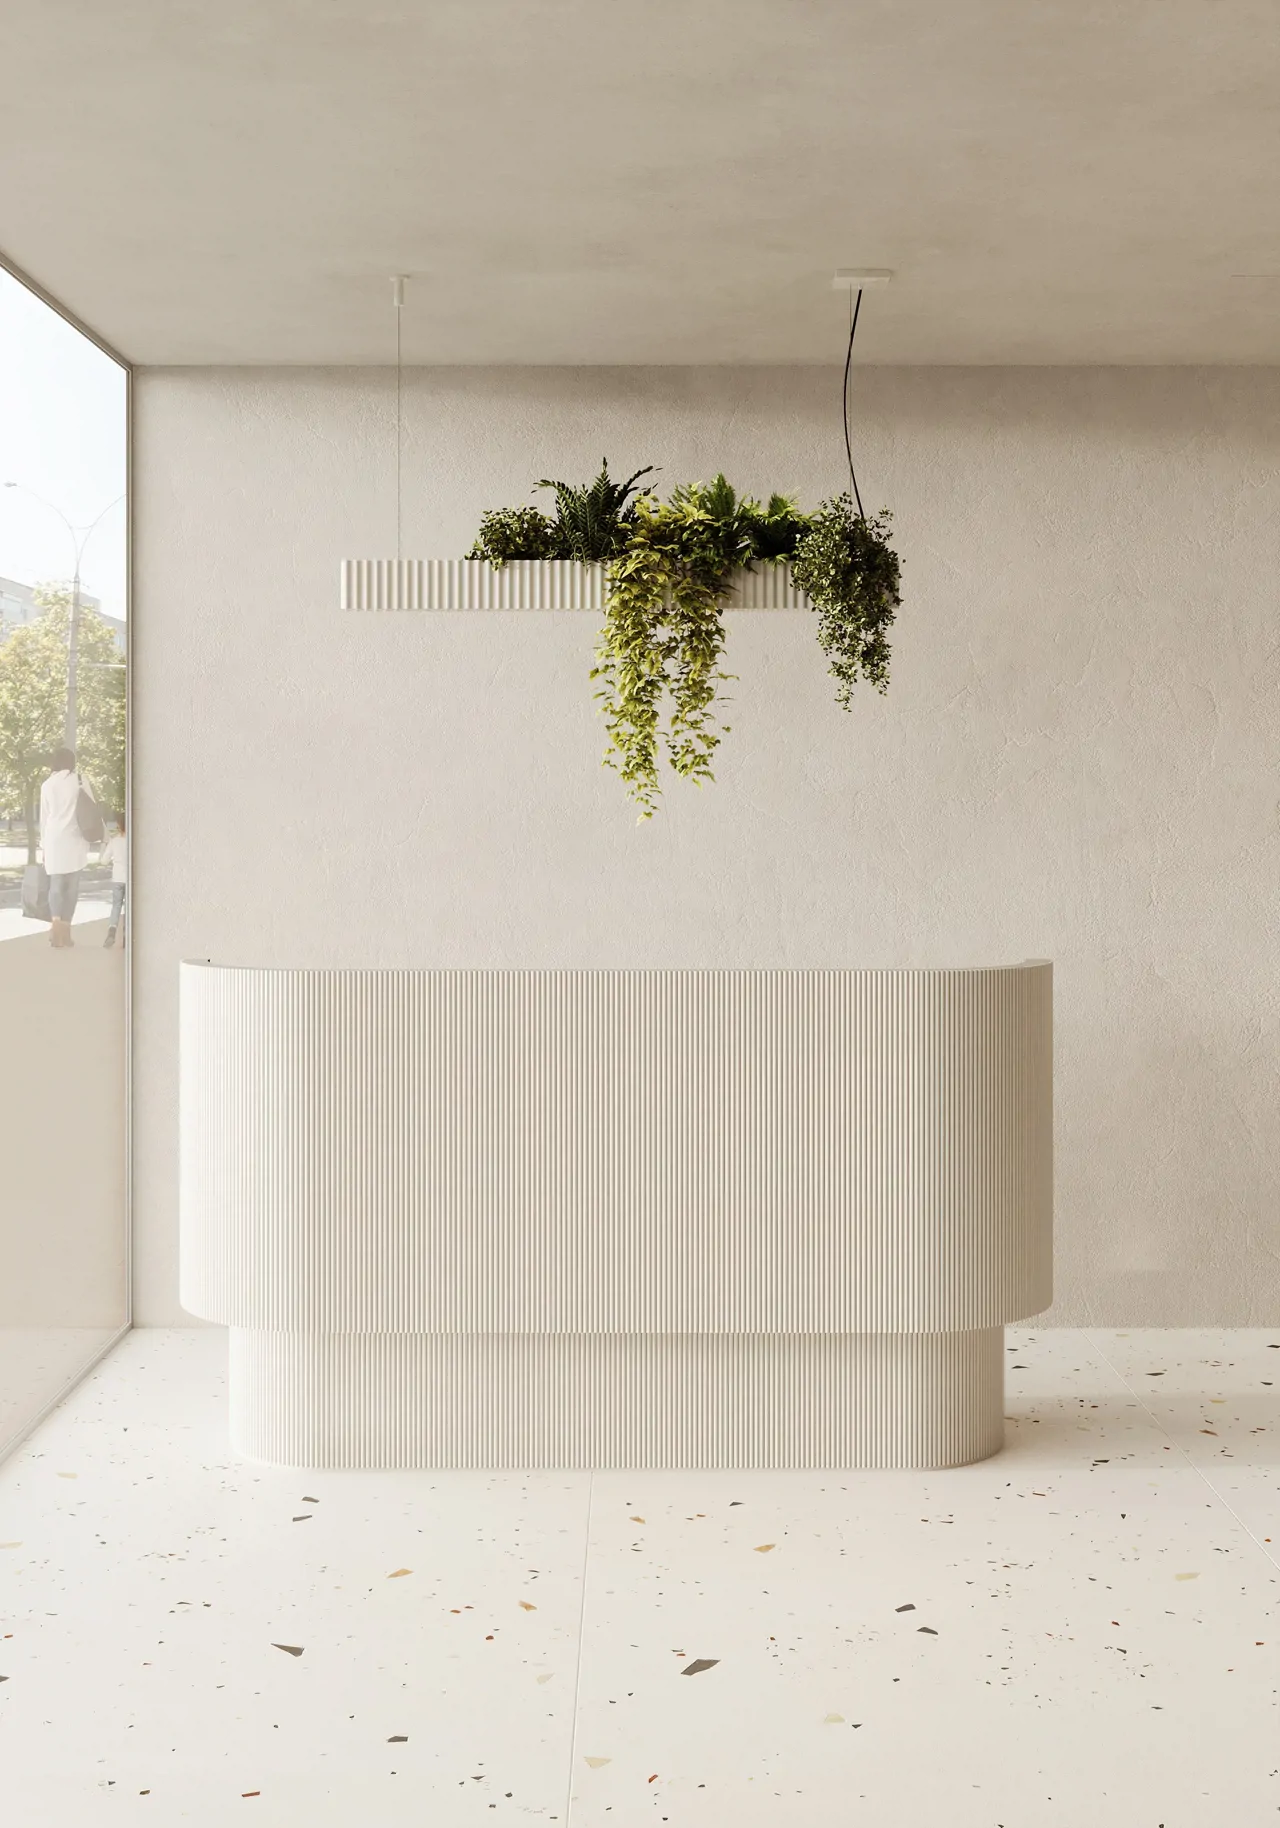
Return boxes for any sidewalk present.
[0,898,115,944]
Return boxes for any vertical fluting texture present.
[339,559,813,612]
[339,558,426,610]
[229,1327,1005,1470]
[180,964,1052,1333]
[183,964,1048,1468]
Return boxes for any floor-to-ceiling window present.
[0,262,128,1455]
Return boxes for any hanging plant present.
[591,476,757,819]
[791,496,900,708]
[740,491,811,560]
[463,441,902,814]
[535,459,655,561]
[465,504,563,566]
[465,460,654,566]
[376,274,906,813]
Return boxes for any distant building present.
[0,575,124,655]
[0,574,47,632]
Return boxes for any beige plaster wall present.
[0,922,127,1327]
[132,365,1280,1326]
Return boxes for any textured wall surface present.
[134,364,1280,1327]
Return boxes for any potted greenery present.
[467,461,901,819]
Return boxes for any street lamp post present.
[2,483,124,749]
[66,555,82,751]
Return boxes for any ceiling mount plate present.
[832,269,893,289]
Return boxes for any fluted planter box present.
[339,557,814,611]
[179,964,1052,1470]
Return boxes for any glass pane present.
[0,267,128,1455]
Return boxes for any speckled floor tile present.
[567,1328,1280,1826]
[1086,1328,1280,1573]
[1,1328,1277,1826]
[0,1328,118,1459]
[0,1330,588,1823]
[1089,1328,1280,1462]
[995,1327,1193,1472]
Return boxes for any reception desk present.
[180,964,1052,1469]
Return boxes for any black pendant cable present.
[842,284,866,521]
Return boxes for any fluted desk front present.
[180,964,1052,1469]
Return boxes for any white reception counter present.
[180,964,1052,1469]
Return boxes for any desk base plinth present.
[228,1328,1005,1470]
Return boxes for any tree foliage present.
[0,585,126,857]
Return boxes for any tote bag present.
[22,861,51,922]
[75,777,105,845]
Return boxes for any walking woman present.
[39,746,92,948]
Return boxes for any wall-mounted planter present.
[339,557,814,613]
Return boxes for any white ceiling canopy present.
[1,0,1277,365]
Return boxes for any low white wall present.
[0,924,127,1327]
[133,364,1280,1326]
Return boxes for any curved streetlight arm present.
[3,482,124,574]
[74,494,126,571]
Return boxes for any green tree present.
[0,584,126,861]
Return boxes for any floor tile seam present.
[562,1468,594,1827]
[1084,1327,1280,1579]
[1041,1322,1133,1386]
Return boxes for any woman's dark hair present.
[50,746,75,772]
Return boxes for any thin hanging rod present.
[391,275,408,560]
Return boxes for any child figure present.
[101,811,127,948]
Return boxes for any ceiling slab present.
[2,0,1278,364]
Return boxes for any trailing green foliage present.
[535,459,655,562]
[591,478,752,819]
[465,468,902,816]
[466,505,563,566]
[790,497,900,709]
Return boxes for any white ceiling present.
[2,1,1278,365]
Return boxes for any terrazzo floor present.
[0,1327,1276,1825]
[0,1328,120,1462]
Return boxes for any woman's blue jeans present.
[48,870,81,921]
